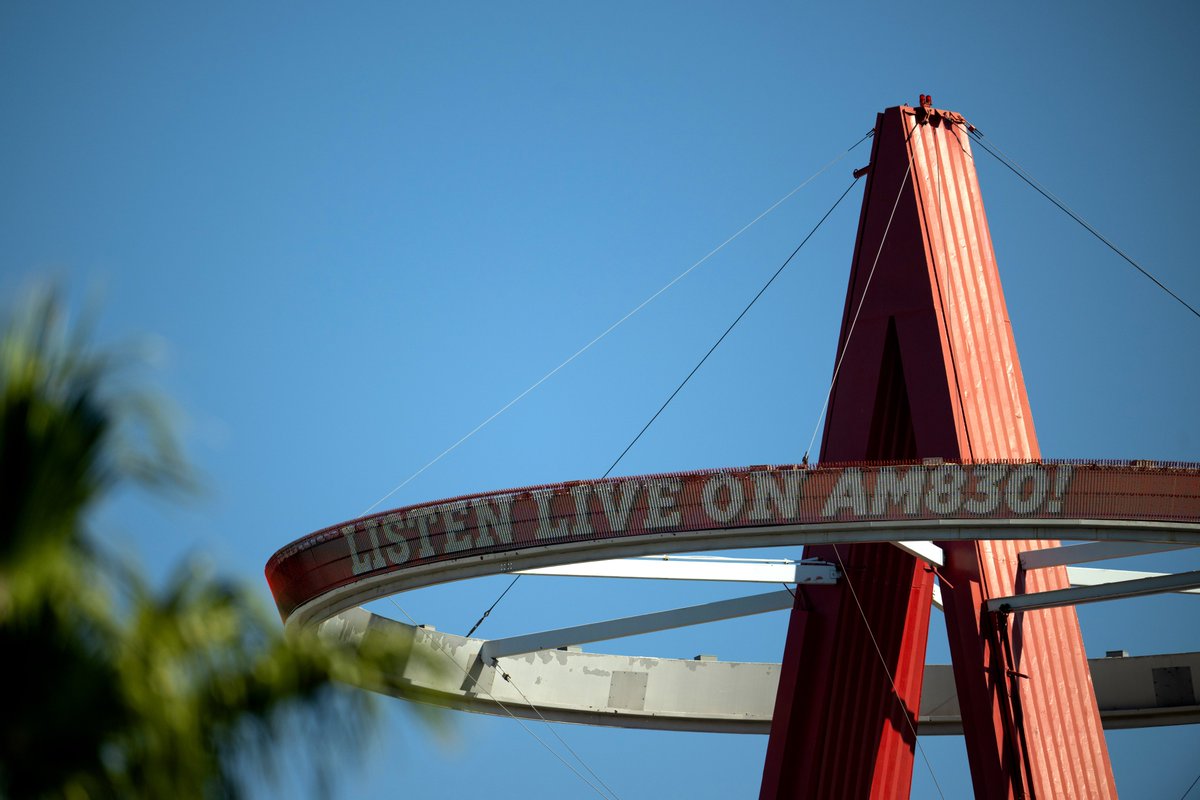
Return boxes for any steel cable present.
[830,545,947,800]
[388,599,615,798]
[465,173,865,639]
[465,574,521,638]
[802,162,911,462]
[603,175,863,479]
[1181,766,1200,799]
[358,131,875,517]
[380,133,871,797]
[967,127,1200,321]
[493,659,624,800]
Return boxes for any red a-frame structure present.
[760,99,1118,799]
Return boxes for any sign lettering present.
[268,461,1198,622]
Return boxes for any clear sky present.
[3,2,1199,797]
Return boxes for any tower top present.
[909,94,973,129]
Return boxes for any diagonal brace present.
[987,569,1200,613]
[479,589,798,661]
[1019,541,1193,570]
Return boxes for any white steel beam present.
[1019,541,1193,570]
[517,556,839,585]
[986,569,1200,613]
[892,540,944,566]
[1067,567,1200,596]
[479,589,796,661]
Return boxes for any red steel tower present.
[760,98,1117,798]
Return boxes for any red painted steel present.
[905,101,1118,799]
[761,542,934,797]
[760,102,1117,798]
[758,589,840,797]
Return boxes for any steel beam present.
[892,539,944,566]
[517,556,840,585]
[1067,566,1200,596]
[479,589,796,661]
[987,570,1200,613]
[932,567,1199,611]
[1019,540,1194,570]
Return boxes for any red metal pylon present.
[760,101,1116,799]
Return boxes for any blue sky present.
[3,2,1199,797]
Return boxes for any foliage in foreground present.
[0,290,424,799]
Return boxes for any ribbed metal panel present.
[909,105,1116,799]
